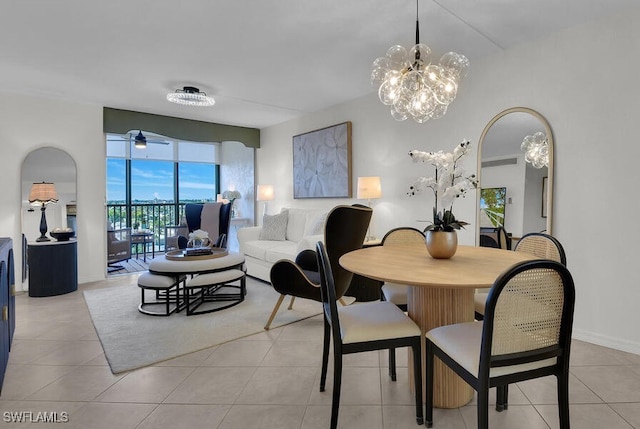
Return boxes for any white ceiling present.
[1,0,635,129]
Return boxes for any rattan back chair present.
[380,227,425,311]
[426,259,575,429]
[514,232,567,265]
[476,232,566,320]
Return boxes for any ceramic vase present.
[425,230,458,259]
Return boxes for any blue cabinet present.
[0,238,15,394]
[27,240,77,297]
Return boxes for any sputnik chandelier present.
[371,0,469,123]
[521,132,549,169]
[167,86,215,107]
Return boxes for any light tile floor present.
[2,274,640,429]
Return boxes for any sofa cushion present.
[304,211,327,236]
[283,208,309,243]
[260,211,288,241]
[243,239,288,260]
[264,241,299,263]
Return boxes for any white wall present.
[257,7,640,354]
[0,94,107,285]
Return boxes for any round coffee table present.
[149,251,246,315]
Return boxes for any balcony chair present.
[317,241,424,429]
[264,204,372,330]
[426,259,575,429]
[107,226,131,270]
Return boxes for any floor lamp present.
[29,182,59,242]
[357,176,381,241]
[256,185,274,221]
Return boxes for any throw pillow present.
[307,212,327,236]
[259,211,289,241]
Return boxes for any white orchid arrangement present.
[188,229,209,241]
[408,140,477,232]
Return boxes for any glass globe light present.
[386,45,409,69]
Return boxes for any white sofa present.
[238,208,327,282]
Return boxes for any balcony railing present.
[107,202,187,253]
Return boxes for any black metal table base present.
[184,281,246,315]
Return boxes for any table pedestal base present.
[408,286,475,409]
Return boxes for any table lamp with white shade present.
[256,184,274,220]
[357,176,381,241]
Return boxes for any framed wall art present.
[292,121,352,199]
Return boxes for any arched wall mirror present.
[477,107,553,245]
[21,148,77,278]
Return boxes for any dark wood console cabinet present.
[28,240,77,297]
[0,237,16,394]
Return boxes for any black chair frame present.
[426,259,575,429]
[317,242,424,428]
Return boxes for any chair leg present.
[330,349,343,429]
[388,348,397,381]
[411,339,424,425]
[425,341,434,428]
[477,386,490,429]
[264,294,286,330]
[557,372,571,429]
[320,316,330,392]
[496,384,509,411]
[287,296,295,310]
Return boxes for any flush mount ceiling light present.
[166,86,215,107]
[371,0,470,123]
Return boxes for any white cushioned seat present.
[137,271,185,316]
[381,283,409,306]
[138,272,185,288]
[426,321,557,378]
[474,292,488,315]
[338,301,421,344]
[149,252,245,274]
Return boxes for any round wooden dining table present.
[340,243,537,408]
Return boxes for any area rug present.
[84,278,321,374]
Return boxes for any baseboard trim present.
[573,328,640,356]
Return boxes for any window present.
[106,132,220,227]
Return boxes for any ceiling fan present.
[106,131,173,149]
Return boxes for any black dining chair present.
[317,241,424,429]
[426,259,575,429]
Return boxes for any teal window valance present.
[103,107,260,148]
